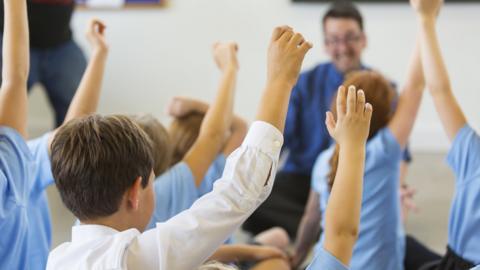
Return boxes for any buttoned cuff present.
[242,121,283,159]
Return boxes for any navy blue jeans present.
[1,39,87,127]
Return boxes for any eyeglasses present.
[325,33,363,47]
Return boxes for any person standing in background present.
[0,0,86,127]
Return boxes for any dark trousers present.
[419,246,475,270]
[405,235,442,270]
[242,171,311,238]
[0,39,87,127]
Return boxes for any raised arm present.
[256,26,312,131]
[47,19,109,149]
[0,0,29,137]
[63,19,108,124]
[322,86,372,265]
[221,116,247,156]
[387,36,425,149]
[167,97,247,157]
[183,43,238,185]
[411,0,466,141]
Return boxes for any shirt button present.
[273,140,281,148]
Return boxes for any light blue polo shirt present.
[148,154,226,228]
[446,125,480,265]
[27,132,55,270]
[0,126,36,270]
[312,128,405,270]
[307,246,348,270]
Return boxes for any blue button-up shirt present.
[283,62,350,175]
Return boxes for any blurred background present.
[27,0,479,255]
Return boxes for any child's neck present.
[82,211,137,232]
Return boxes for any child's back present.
[313,126,404,270]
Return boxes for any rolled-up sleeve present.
[127,121,283,270]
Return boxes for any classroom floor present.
[47,152,454,255]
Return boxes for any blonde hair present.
[198,261,238,270]
[130,114,172,176]
[169,112,205,165]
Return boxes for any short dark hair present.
[51,114,154,221]
[322,1,364,31]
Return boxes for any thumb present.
[325,111,336,138]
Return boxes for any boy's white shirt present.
[46,121,283,270]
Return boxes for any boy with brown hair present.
[46,26,312,270]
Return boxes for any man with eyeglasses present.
[243,1,441,269]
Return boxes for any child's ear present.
[127,177,143,211]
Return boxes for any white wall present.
[28,0,480,151]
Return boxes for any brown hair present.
[169,112,205,165]
[328,71,396,190]
[322,1,364,31]
[51,114,154,221]
[131,114,172,176]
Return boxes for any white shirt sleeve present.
[126,121,283,270]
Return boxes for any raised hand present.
[86,19,108,53]
[326,85,373,147]
[212,42,239,71]
[410,0,443,18]
[267,26,313,87]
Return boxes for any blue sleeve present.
[307,246,348,270]
[147,162,197,228]
[447,125,480,186]
[197,154,226,197]
[311,146,334,195]
[367,128,402,168]
[27,132,55,192]
[0,126,35,221]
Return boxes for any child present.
[46,26,312,270]
[293,27,426,269]
[0,0,32,269]
[137,42,244,225]
[306,85,373,270]
[412,0,480,268]
[165,97,247,198]
[24,18,109,270]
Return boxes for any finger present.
[278,29,295,44]
[336,86,347,120]
[346,85,357,115]
[364,102,373,123]
[271,25,293,42]
[356,89,366,114]
[325,111,336,138]
[299,40,313,55]
[289,33,305,47]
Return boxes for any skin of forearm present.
[418,17,451,96]
[208,245,256,263]
[255,80,293,132]
[324,145,365,251]
[0,0,29,137]
[199,67,237,140]
[63,50,107,123]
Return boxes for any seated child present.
[0,1,32,268]
[25,18,109,270]
[412,0,480,268]
[294,28,426,269]
[306,85,373,269]
[46,26,312,270]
